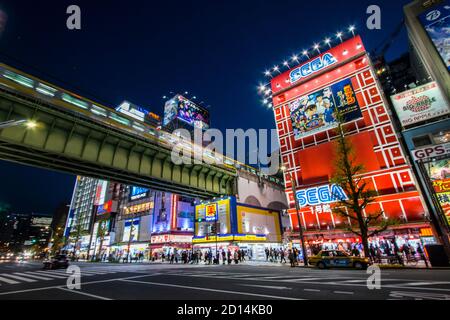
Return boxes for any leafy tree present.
[330,112,397,259]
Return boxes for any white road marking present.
[119,279,303,300]
[333,291,354,295]
[33,271,69,279]
[389,291,450,300]
[0,276,20,284]
[17,273,53,280]
[58,287,112,300]
[398,281,450,286]
[303,288,321,292]
[0,274,37,282]
[0,274,156,296]
[239,284,292,290]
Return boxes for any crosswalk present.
[160,270,450,290]
[0,268,119,286]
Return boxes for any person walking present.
[288,249,295,267]
[221,250,226,265]
[280,249,286,263]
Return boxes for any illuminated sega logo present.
[289,53,338,84]
[426,10,441,21]
[296,184,348,207]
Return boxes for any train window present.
[4,70,34,88]
[109,113,130,126]
[62,93,89,109]
[91,105,107,117]
[36,83,57,97]
[132,123,145,132]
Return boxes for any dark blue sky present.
[0,0,411,214]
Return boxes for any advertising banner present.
[129,186,149,201]
[418,0,450,71]
[290,78,362,140]
[427,158,450,226]
[122,218,140,242]
[391,82,449,127]
[205,204,217,222]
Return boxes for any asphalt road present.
[0,260,449,300]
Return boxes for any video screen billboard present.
[163,95,210,130]
[418,0,450,71]
[289,78,362,140]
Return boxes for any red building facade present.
[270,36,433,248]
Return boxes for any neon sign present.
[296,184,348,207]
[289,53,338,84]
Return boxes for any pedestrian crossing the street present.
[0,268,119,286]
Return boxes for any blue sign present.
[418,0,450,72]
[289,53,338,84]
[130,186,149,201]
[296,184,348,207]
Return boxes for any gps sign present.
[412,143,450,161]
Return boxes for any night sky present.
[0,0,411,214]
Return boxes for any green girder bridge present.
[0,65,237,199]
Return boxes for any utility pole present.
[289,172,308,267]
[126,216,136,263]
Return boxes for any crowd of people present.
[65,239,428,267]
[150,248,251,265]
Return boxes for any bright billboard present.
[428,158,450,226]
[390,81,449,127]
[418,0,450,71]
[163,95,210,130]
[129,186,149,201]
[289,78,362,140]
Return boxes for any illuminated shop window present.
[432,130,450,144]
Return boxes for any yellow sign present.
[420,228,433,237]
[206,204,217,219]
[124,201,154,215]
[192,234,267,243]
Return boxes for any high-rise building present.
[64,176,103,257]
[269,35,433,254]
[404,0,450,96]
[388,0,450,259]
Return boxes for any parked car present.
[43,254,69,270]
[309,250,370,269]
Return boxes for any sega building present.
[192,196,283,260]
[270,35,434,252]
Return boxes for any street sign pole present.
[289,172,308,267]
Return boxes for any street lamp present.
[281,166,308,267]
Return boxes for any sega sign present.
[412,143,450,161]
[289,53,338,84]
[296,184,348,207]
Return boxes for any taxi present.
[309,250,370,269]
